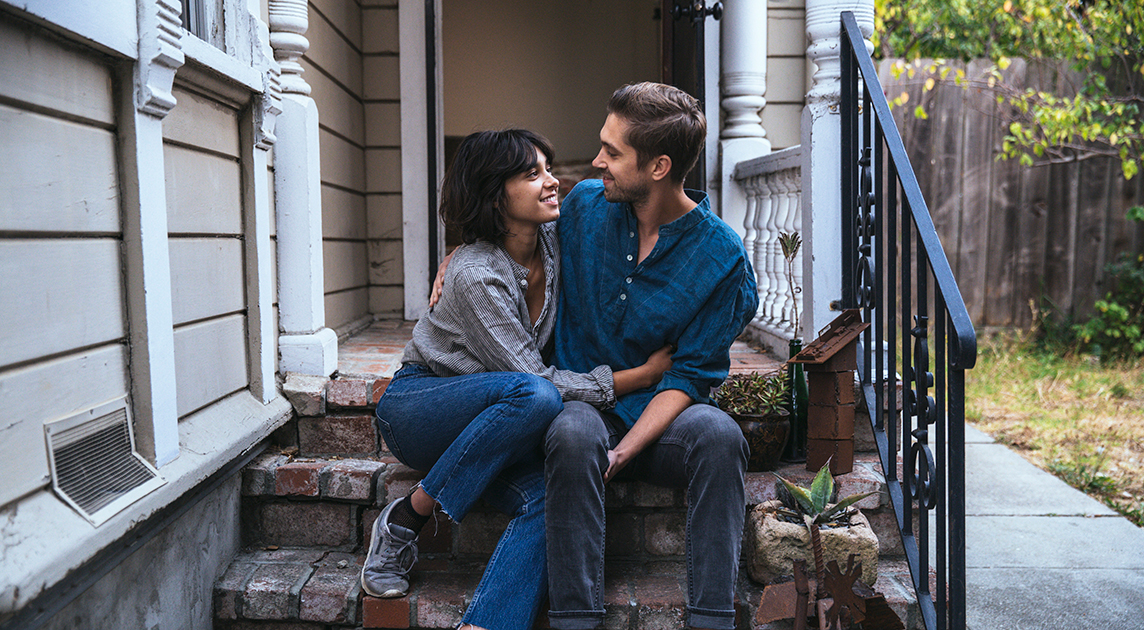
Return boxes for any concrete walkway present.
[962,425,1144,629]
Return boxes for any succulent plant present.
[713,372,790,416]
[775,459,875,599]
[776,458,873,527]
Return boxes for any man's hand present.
[604,389,692,482]
[428,250,455,308]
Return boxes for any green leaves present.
[878,0,1144,180]
[714,372,790,416]
[776,459,876,525]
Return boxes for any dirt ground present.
[966,343,1144,524]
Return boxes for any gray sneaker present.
[361,499,419,598]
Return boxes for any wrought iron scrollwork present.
[855,148,877,310]
[842,11,975,629]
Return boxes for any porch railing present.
[841,11,976,630]
[732,146,804,348]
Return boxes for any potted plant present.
[780,231,810,462]
[714,372,791,471]
[745,459,879,588]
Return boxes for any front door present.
[661,0,721,190]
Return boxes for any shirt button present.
[620,294,627,301]
[625,277,632,284]
[520,279,527,287]
[626,254,633,261]
[629,231,635,238]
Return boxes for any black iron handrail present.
[840,11,977,630]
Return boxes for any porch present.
[220,321,928,629]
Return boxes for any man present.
[545,82,758,630]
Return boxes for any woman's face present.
[501,147,560,232]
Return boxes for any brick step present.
[213,548,921,629]
[239,452,895,556]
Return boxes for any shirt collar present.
[620,189,709,236]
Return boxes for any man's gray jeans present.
[544,401,748,630]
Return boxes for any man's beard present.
[602,175,649,205]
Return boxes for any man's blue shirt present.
[554,179,760,427]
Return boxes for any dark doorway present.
[661,1,720,191]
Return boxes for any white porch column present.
[270,0,337,376]
[719,0,770,240]
[122,0,184,466]
[800,0,873,339]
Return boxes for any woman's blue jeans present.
[374,363,562,630]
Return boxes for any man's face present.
[592,114,652,204]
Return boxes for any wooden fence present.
[878,58,1144,329]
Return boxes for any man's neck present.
[631,185,696,238]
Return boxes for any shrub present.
[1074,207,1144,360]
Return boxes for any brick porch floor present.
[336,319,784,381]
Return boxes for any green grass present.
[965,331,1144,526]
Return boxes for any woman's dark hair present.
[439,129,555,244]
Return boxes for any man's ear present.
[649,155,673,181]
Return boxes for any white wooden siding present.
[0,16,128,508]
[0,344,128,507]
[365,102,401,146]
[365,147,402,193]
[326,288,370,332]
[0,106,119,233]
[163,144,243,235]
[305,61,366,144]
[168,238,246,325]
[323,240,368,293]
[305,9,362,96]
[0,240,125,368]
[322,186,367,239]
[311,0,363,51]
[162,80,249,417]
[173,314,248,417]
[318,131,366,192]
[0,14,115,125]
[362,6,398,55]
[163,86,242,158]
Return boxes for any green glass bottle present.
[783,338,809,462]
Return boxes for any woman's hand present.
[611,343,676,396]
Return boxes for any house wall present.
[0,11,129,510]
[37,475,242,630]
[763,0,807,151]
[362,0,405,318]
[0,2,292,624]
[304,0,373,331]
[164,83,252,416]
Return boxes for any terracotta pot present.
[732,409,790,472]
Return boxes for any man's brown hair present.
[606,82,706,183]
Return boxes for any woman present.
[362,129,672,630]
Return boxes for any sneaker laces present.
[368,521,418,578]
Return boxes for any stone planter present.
[744,500,879,586]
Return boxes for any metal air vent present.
[44,397,165,526]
